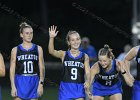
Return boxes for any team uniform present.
[133,47,140,100]
[92,59,122,96]
[15,44,39,99]
[59,50,85,100]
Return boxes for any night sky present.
[0,0,133,61]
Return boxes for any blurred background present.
[0,0,139,99]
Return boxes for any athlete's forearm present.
[85,72,90,84]
[122,72,134,87]
[0,54,5,77]
[48,37,55,55]
[10,67,16,88]
[40,68,45,81]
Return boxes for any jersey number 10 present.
[23,61,33,74]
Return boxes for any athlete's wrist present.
[121,71,126,75]
[39,81,44,86]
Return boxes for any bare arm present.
[37,46,45,96]
[38,46,45,83]
[124,47,138,71]
[85,62,99,99]
[0,53,5,77]
[10,47,17,88]
[48,25,65,59]
[10,47,17,97]
[84,54,90,86]
[116,60,134,87]
[90,62,99,85]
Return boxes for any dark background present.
[0,0,133,99]
[0,0,132,61]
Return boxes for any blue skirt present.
[59,81,85,100]
[132,80,140,100]
[15,74,39,99]
[92,81,122,96]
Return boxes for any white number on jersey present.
[23,61,33,73]
[71,68,77,80]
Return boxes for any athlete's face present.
[20,28,33,43]
[68,33,81,49]
[98,55,111,69]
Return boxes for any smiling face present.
[98,55,112,69]
[68,33,81,49]
[20,27,33,43]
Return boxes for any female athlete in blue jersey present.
[10,22,45,100]
[88,44,134,100]
[124,45,140,100]
[48,25,90,100]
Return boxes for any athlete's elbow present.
[0,70,5,77]
[48,48,53,55]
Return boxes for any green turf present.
[2,86,59,100]
[1,86,109,100]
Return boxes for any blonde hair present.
[19,22,32,33]
[98,44,115,59]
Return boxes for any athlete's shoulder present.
[11,46,18,52]
[36,45,42,49]
[91,62,100,74]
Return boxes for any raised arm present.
[0,53,5,77]
[48,25,65,59]
[117,60,134,87]
[10,47,17,97]
[37,46,45,97]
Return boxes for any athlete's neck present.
[70,49,80,57]
[22,42,33,50]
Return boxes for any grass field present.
[2,86,59,100]
[1,86,109,100]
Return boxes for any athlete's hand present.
[84,81,90,90]
[49,25,59,38]
[11,86,17,97]
[85,88,93,100]
[87,92,93,100]
[37,84,43,97]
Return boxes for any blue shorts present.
[15,74,39,99]
[92,81,122,96]
[59,81,85,100]
[132,80,140,100]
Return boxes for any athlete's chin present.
[102,66,108,69]
[73,46,80,49]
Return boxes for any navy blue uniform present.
[59,50,85,100]
[15,44,39,99]
[133,47,140,100]
[92,59,122,96]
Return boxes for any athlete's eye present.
[25,32,33,35]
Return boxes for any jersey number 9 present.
[71,68,77,80]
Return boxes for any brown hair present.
[98,44,115,59]
[19,22,32,33]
